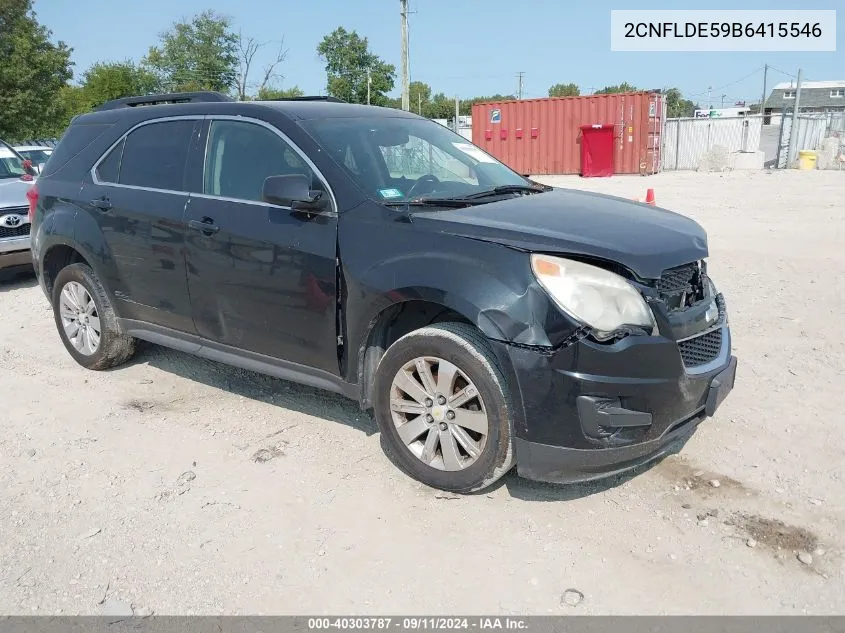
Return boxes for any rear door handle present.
[188,218,220,235]
[90,197,112,211]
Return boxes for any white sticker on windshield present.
[378,188,404,199]
[452,142,496,164]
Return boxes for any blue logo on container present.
[490,109,501,124]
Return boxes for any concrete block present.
[729,150,765,170]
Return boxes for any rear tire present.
[52,263,136,370]
[373,322,515,493]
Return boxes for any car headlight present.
[530,254,656,338]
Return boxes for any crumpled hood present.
[0,178,33,210]
[410,188,709,279]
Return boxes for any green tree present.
[460,94,516,116]
[0,0,73,141]
[44,85,87,137]
[423,92,455,119]
[256,85,304,100]
[594,82,639,94]
[80,60,160,108]
[142,10,239,94]
[548,83,580,97]
[409,80,432,113]
[317,27,395,105]
[663,87,695,118]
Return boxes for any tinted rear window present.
[119,120,195,191]
[39,122,114,178]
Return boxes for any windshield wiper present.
[383,197,476,208]
[462,184,548,200]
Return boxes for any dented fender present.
[338,205,581,384]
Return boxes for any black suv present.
[31,91,736,493]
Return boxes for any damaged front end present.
[489,255,737,485]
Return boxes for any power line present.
[767,65,797,79]
[686,67,764,99]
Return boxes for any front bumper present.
[0,240,32,270]
[494,319,737,484]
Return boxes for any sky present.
[33,0,843,107]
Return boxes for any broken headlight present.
[531,254,656,339]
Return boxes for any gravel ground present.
[1,169,843,615]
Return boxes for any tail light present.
[26,185,38,222]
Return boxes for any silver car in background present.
[13,145,54,174]
[0,141,37,271]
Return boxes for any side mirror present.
[262,174,328,212]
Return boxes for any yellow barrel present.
[798,150,817,170]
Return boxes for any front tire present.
[52,263,136,370]
[373,322,515,493]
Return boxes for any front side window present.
[203,119,320,204]
[301,116,528,203]
[118,120,196,191]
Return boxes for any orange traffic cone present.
[645,189,656,205]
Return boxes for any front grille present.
[0,224,30,239]
[678,328,723,368]
[658,262,699,295]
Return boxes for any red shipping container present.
[471,92,663,176]
[580,124,614,177]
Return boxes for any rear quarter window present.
[95,139,124,183]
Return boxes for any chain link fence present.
[776,112,845,168]
[661,116,762,171]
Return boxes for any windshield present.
[300,116,530,203]
[16,149,52,165]
[0,147,27,180]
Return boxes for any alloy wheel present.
[389,356,489,471]
[59,281,101,356]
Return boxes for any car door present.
[82,117,200,333]
[183,117,339,374]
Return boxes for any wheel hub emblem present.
[431,405,446,422]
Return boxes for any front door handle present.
[188,218,220,236]
[90,197,112,211]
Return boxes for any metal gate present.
[776,112,830,168]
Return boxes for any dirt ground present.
[1,170,844,616]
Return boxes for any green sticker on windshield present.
[378,188,404,199]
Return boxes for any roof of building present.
[772,80,845,90]
[765,81,845,109]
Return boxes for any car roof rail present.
[268,95,346,103]
[93,91,235,112]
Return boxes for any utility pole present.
[418,92,422,114]
[787,68,804,167]
[721,94,726,107]
[454,95,459,133]
[760,63,768,116]
[400,0,410,111]
[516,71,525,100]
[707,86,712,109]
[367,68,371,105]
